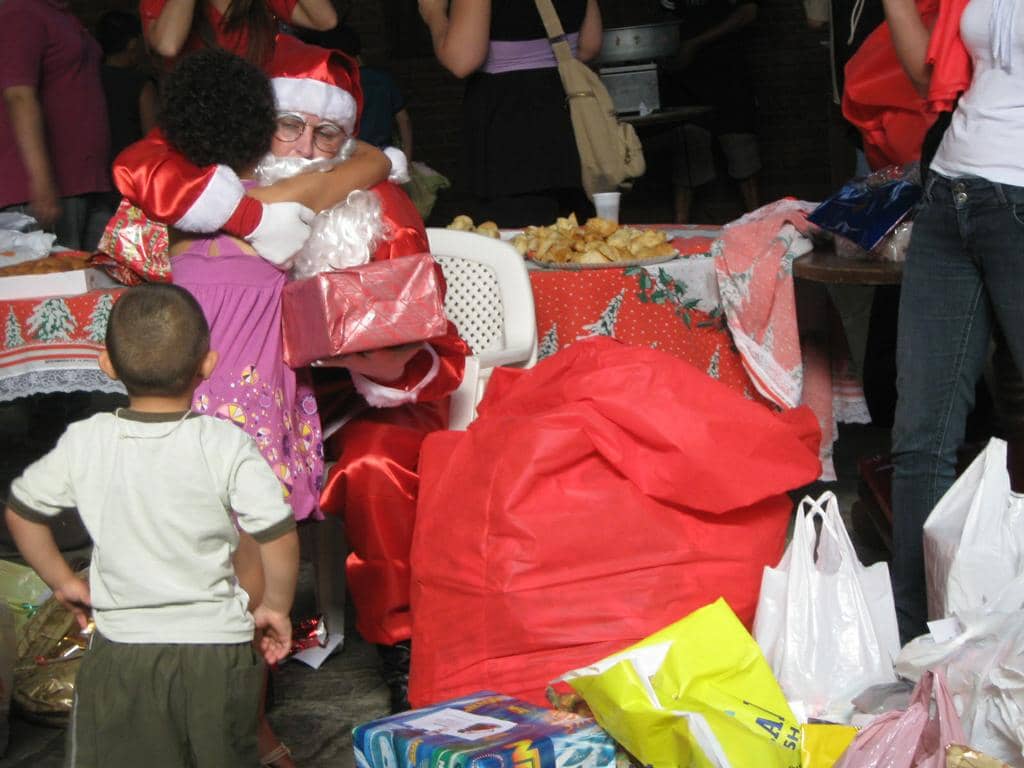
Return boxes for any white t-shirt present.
[931,0,1024,185]
[9,409,294,644]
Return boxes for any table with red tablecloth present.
[527,226,772,406]
[0,223,869,480]
[0,288,126,402]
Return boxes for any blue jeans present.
[891,173,1024,641]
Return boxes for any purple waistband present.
[483,34,579,74]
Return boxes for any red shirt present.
[0,0,111,208]
[140,0,299,65]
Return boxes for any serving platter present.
[526,250,680,270]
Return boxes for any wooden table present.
[793,247,903,286]
[794,245,901,554]
[622,105,715,129]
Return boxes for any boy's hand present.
[54,577,92,630]
[252,605,292,665]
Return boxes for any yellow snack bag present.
[558,598,801,768]
[801,723,858,768]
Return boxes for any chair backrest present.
[427,228,537,369]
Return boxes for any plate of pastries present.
[0,252,92,277]
[445,213,679,269]
[512,214,678,269]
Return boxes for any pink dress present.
[172,233,323,521]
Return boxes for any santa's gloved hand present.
[244,201,315,269]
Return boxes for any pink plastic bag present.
[835,670,964,768]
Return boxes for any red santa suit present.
[112,35,468,646]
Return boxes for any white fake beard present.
[293,189,387,279]
[253,139,387,278]
[253,153,339,185]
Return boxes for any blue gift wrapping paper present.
[353,692,617,768]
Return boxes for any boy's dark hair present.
[159,49,276,171]
[106,284,210,398]
[96,11,142,58]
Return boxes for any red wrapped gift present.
[96,197,171,286]
[281,253,448,368]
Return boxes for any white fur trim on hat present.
[272,77,357,134]
[174,164,245,233]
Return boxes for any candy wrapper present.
[290,615,327,656]
[13,574,91,726]
[281,252,448,368]
[809,163,922,255]
[946,745,1013,767]
[95,197,171,285]
[0,559,51,638]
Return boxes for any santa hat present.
[267,34,363,135]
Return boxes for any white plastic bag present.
[895,609,1024,765]
[923,438,1024,620]
[754,491,900,722]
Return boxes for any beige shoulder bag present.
[533,0,646,199]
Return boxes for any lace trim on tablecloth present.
[0,369,126,403]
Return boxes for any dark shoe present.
[378,640,411,713]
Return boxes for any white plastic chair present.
[427,228,538,429]
[311,231,536,632]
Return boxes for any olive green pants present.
[67,633,263,767]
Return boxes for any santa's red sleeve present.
[112,129,263,236]
[350,181,468,406]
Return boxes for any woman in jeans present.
[886,0,1024,641]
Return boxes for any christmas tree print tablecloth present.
[0,288,127,401]
[528,227,772,405]
[530,264,768,405]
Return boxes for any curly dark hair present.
[159,48,276,172]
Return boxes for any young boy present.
[4,283,299,767]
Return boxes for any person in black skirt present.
[419,0,603,227]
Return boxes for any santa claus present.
[113,35,468,713]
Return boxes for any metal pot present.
[597,22,680,65]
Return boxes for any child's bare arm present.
[4,507,91,628]
[251,529,299,664]
[233,530,264,610]
[247,141,391,214]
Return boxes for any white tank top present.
[930,0,1024,185]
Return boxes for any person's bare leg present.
[737,174,760,212]
[674,186,694,224]
[257,676,295,768]
[235,532,294,767]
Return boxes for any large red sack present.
[408,338,821,707]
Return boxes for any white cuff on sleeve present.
[383,147,410,185]
[174,165,246,233]
[350,344,440,407]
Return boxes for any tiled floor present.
[0,396,891,767]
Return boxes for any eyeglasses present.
[274,113,347,153]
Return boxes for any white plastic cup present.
[592,192,621,224]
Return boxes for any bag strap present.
[793,491,861,571]
[533,0,576,67]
